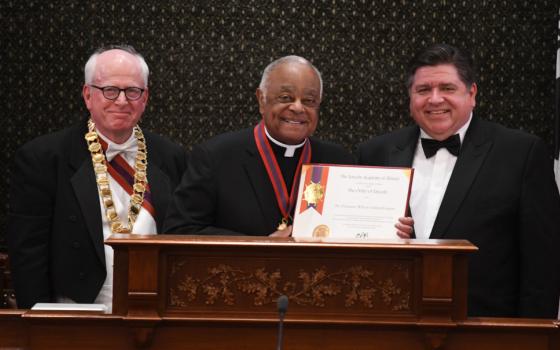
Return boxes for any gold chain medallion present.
[85,119,148,233]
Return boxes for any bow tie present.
[105,144,136,162]
[421,134,461,158]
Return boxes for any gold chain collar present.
[84,119,149,233]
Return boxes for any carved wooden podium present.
[1,235,559,350]
[111,235,471,323]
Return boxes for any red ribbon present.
[253,121,311,223]
[99,138,156,217]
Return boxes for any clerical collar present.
[419,112,473,143]
[264,127,306,157]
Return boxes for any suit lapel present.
[69,124,106,265]
[386,126,419,220]
[145,148,171,233]
[430,117,493,238]
[389,126,419,167]
[387,126,420,167]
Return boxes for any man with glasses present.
[7,45,188,311]
[163,55,413,237]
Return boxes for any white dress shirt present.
[410,115,472,239]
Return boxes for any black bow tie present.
[421,134,461,158]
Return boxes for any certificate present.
[292,164,413,240]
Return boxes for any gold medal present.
[303,181,324,206]
[277,218,289,231]
[254,122,312,235]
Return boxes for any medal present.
[303,181,324,206]
[277,218,289,231]
[254,121,311,231]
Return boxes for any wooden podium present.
[1,235,558,349]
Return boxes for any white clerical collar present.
[96,129,138,162]
[419,112,473,143]
[264,127,306,157]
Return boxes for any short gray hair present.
[259,55,323,98]
[84,44,149,86]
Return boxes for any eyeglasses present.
[90,85,145,101]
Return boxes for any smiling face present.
[256,62,321,145]
[409,64,477,140]
[82,49,149,144]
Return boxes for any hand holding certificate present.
[292,164,413,240]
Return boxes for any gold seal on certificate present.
[303,182,324,206]
[312,224,330,238]
[293,164,414,240]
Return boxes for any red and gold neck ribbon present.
[254,121,311,224]
[299,165,329,215]
[99,138,156,217]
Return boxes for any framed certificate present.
[292,164,413,240]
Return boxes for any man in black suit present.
[357,43,560,318]
[164,56,413,237]
[7,45,188,310]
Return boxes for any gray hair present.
[258,55,323,98]
[84,44,149,86]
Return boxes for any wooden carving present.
[168,257,411,313]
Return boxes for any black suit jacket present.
[356,116,560,318]
[164,127,355,236]
[7,122,188,308]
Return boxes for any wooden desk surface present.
[1,309,559,350]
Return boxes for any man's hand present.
[395,216,414,239]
